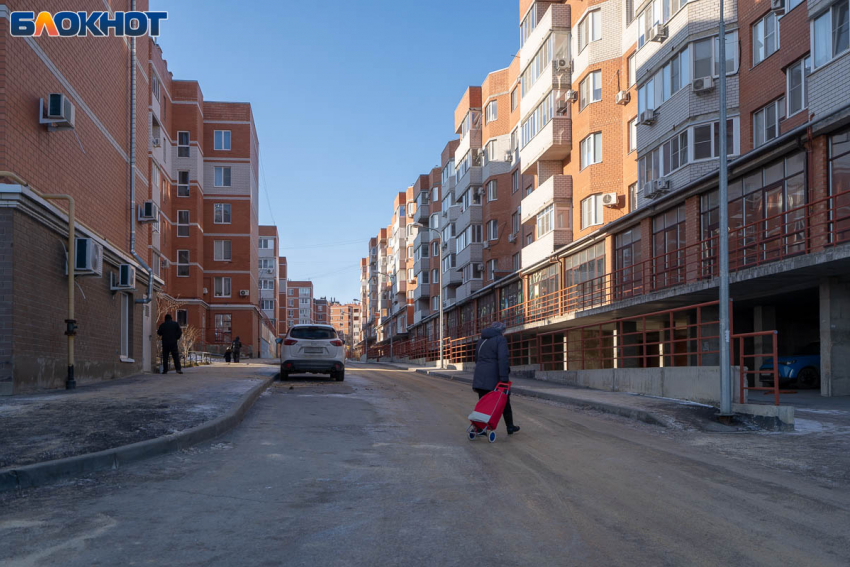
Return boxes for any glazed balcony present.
[521,174,572,223]
[456,204,482,234]
[519,116,572,175]
[519,4,571,71]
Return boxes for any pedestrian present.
[232,336,242,363]
[157,314,183,375]
[472,321,519,435]
[224,347,232,363]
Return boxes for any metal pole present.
[718,0,732,416]
[436,228,444,369]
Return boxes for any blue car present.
[759,342,821,389]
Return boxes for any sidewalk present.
[0,362,277,473]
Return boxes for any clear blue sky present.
[151,0,518,303]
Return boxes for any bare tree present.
[179,325,201,367]
[155,293,186,368]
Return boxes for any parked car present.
[279,324,345,381]
[759,342,820,389]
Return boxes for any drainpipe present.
[1,172,77,389]
[129,0,153,305]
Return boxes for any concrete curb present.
[415,369,669,428]
[0,374,277,493]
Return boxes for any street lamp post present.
[367,270,396,361]
[718,0,732,418]
[411,222,444,369]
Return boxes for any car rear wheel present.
[279,370,288,381]
[333,370,345,382]
[796,367,820,389]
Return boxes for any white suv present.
[279,324,345,381]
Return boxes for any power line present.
[259,155,277,229]
[279,238,369,251]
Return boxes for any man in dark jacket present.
[232,336,242,363]
[472,321,520,435]
[157,314,183,374]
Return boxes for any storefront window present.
[564,242,606,311]
[615,227,643,298]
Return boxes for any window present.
[261,299,275,311]
[484,140,498,164]
[485,100,498,123]
[259,238,273,249]
[615,226,642,298]
[487,220,499,240]
[629,183,638,212]
[513,253,521,272]
[152,73,161,102]
[753,12,779,66]
[578,10,601,52]
[637,45,690,114]
[177,210,189,237]
[689,32,739,78]
[521,34,554,96]
[260,279,274,290]
[652,205,687,288]
[581,194,604,229]
[693,37,713,79]
[214,203,231,224]
[462,263,484,283]
[214,277,231,297]
[214,314,232,344]
[420,271,430,285]
[431,269,438,283]
[176,309,188,327]
[120,293,130,359]
[629,118,637,152]
[579,71,602,110]
[487,180,498,202]
[214,130,231,151]
[431,187,439,203]
[813,1,850,68]
[177,131,190,158]
[786,56,811,117]
[520,3,537,48]
[536,205,554,237]
[442,254,456,273]
[512,171,519,194]
[177,250,190,277]
[628,53,636,87]
[177,171,190,197]
[488,259,498,281]
[580,132,602,169]
[260,258,274,269]
[512,209,520,235]
[753,98,785,148]
[662,130,689,175]
[214,240,232,261]
[214,166,231,187]
[521,91,555,147]
[511,88,518,111]
[637,0,693,48]
[432,242,439,256]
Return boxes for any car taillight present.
[283,339,298,346]
[330,340,343,347]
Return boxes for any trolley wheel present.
[488,431,497,443]
[468,431,476,441]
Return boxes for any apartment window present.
[177,250,190,277]
[432,242,440,256]
[485,100,498,123]
[261,299,275,310]
[629,183,638,212]
[487,220,499,241]
[487,180,498,202]
[462,263,483,283]
[214,130,231,151]
[260,279,274,290]
[693,38,713,80]
[119,292,130,358]
[512,171,519,194]
[177,171,190,197]
[152,73,161,102]
[512,210,520,235]
[419,271,430,285]
[615,226,643,297]
[521,35,554,96]
[521,91,555,147]
[177,210,190,237]
[786,56,811,117]
[214,277,231,298]
[260,259,275,270]
[537,205,554,237]
[487,259,498,281]
[813,1,850,68]
[176,309,188,327]
[580,132,602,170]
[407,203,415,217]
[753,12,779,66]
[299,298,310,305]
[520,3,537,48]
[578,10,601,53]
[511,88,518,111]
[628,54,636,87]
[754,99,785,148]
[629,118,637,152]
[177,131,190,157]
[431,268,438,283]
[579,71,602,111]
[214,240,232,261]
[526,184,533,197]
[581,194,604,229]
[431,187,439,202]
[214,203,231,224]
[652,205,687,288]
[637,45,691,114]
[637,0,693,49]
[513,253,521,272]
[299,287,310,297]
[429,214,440,230]
[214,314,232,343]
[214,166,231,187]
[259,238,273,249]
[662,130,689,175]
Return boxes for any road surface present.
[2,364,848,566]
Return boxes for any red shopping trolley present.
[466,381,512,443]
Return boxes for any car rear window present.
[290,327,337,340]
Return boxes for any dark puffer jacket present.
[472,327,510,391]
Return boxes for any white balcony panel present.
[519,117,572,174]
[520,4,571,70]
[521,229,573,270]
[521,174,573,223]
[456,205,483,233]
[456,242,483,270]
[454,167,483,201]
[454,129,482,165]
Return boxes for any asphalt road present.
[2,364,849,566]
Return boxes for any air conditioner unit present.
[601,192,619,207]
[639,109,657,126]
[203,287,208,295]
[152,137,162,148]
[692,76,715,94]
[643,179,671,199]
[771,0,785,15]
[553,59,570,73]
[504,151,513,163]
[441,242,448,250]
[69,238,104,277]
[239,290,250,297]
[649,24,668,43]
[110,264,136,290]
[508,232,517,243]
[483,241,490,249]
[564,90,578,103]
[138,200,159,223]
[615,91,630,105]
[40,93,76,131]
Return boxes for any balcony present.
[444,266,462,287]
[413,202,430,224]
[456,279,484,303]
[519,3,570,71]
[455,128,482,167]
[521,229,572,270]
[455,164,483,198]
[519,116,572,175]
[414,255,430,275]
[521,174,572,223]
[456,204,482,233]
[413,230,431,251]
[442,204,461,223]
[413,282,431,301]
[456,242,483,270]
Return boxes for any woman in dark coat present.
[472,321,520,435]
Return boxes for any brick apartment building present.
[329,301,361,356]
[285,280,314,328]
[361,0,850,399]
[277,256,289,337]
[314,297,329,325]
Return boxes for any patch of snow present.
[791,419,828,434]
[796,408,850,416]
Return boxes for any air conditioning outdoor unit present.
[239,290,250,297]
[553,59,571,73]
[564,90,578,103]
[40,93,76,131]
[692,76,715,94]
[152,137,162,148]
[110,264,137,291]
[483,241,490,249]
[504,151,514,163]
[138,200,159,223]
[639,109,658,126]
[442,242,448,250]
[203,287,208,295]
[643,179,671,199]
[601,192,619,207]
[69,237,104,277]
[508,232,517,243]
[615,91,630,105]
[649,24,668,43]
[771,0,785,15]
